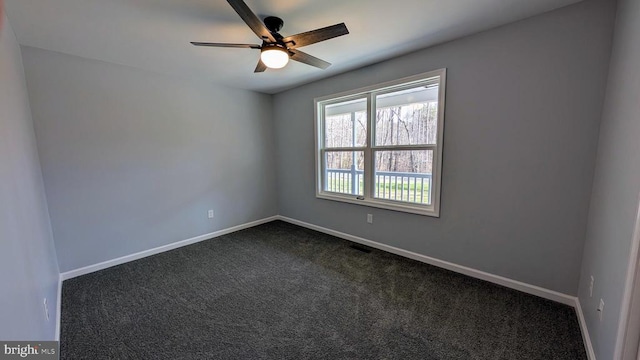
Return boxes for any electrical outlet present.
[367,214,373,224]
[589,276,594,297]
[597,298,605,321]
[208,210,214,219]
[43,298,50,321]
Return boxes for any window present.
[315,69,446,216]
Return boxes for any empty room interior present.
[1,0,640,358]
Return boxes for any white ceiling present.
[5,0,581,94]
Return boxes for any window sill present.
[316,192,440,217]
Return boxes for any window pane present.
[324,98,367,148]
[375,85,439,146]
[324,151,364,196]
[374,150,433,205]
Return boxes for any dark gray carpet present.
[61,220,586,359]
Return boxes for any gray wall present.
[0,16,59,340]
[22,47,278,272]
[578,0,640,357]
[273,0,615,295]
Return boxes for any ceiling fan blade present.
[226,0,276,42]
[289,50,331,69]
[254,59,267,73]
[191,42,261,49]
[282,23,349,49]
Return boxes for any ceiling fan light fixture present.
[260,46,289,69]
[190,0,348,72]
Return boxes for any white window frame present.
[314,69,446,217]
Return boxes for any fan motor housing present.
[264,16,284,33]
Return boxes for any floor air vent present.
[350,244,371,253]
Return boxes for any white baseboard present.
[276,215,576,306]
[59,216,279,281]
[54,274,62,341]
[575,298,597,360]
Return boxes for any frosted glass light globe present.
[260,47,289,69]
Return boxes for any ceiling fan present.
[191,0,349,72]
